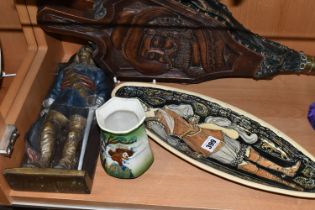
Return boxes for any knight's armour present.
[61,67,97,98]
[23,46,112,169]
[47,63,109,108]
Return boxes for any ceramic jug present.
[95,97,154,179]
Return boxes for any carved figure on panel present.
[147,105,301,190]
[37,0,315,83]
[114,84,315,196]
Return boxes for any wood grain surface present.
[0,0,22,30]
[223,0,315,39]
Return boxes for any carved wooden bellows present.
[37,0,315,83]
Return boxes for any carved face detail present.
[141,27,194,71]
[113,8,241,78]
[120,13,203,75]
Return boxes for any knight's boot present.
[247,147,301,177]
[55,114,86,169]
[238,161,303,191]
[39,110,69,168]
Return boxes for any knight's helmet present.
[74,46,96,65]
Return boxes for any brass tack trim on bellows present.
[303,56,315,73]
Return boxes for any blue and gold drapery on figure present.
[24,45,113,170]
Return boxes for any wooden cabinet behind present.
[223,0,315,54]
[0,0,28,204]
[0,0,64,204]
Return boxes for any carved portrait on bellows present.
[37,0,314,82]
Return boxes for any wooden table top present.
[10,75,315,210]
